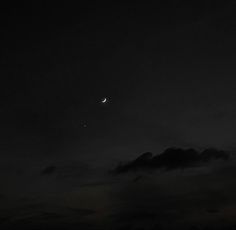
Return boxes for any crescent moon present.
[102,98,107,103]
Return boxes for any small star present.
[81,122,87,128]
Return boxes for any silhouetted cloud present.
[113,148,230,173]
[206,208,220,214]
[40,163,89,179]
[41,166,56,175]
[200,148,229,162]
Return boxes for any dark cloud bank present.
[113,148,230,173]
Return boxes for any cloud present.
[40,163,89,178]
[41,166,56,175]
[113,148,230,173]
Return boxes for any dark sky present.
[1,1,236,229]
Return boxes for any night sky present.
[1,1,236,229]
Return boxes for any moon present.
[101,98,107,103]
